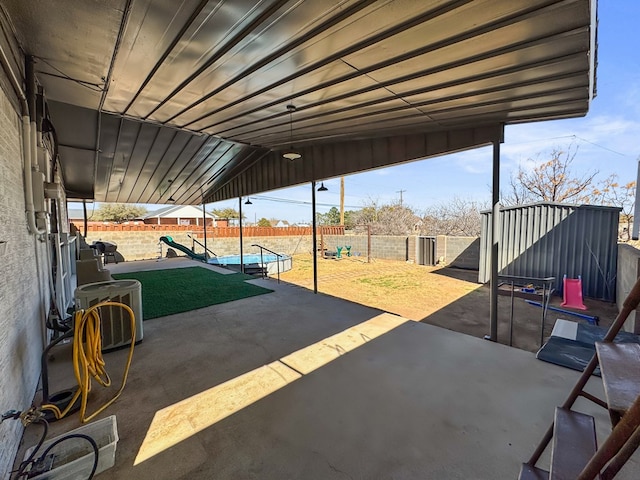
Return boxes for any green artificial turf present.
[112,266,272,320]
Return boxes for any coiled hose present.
[41,301,136,423]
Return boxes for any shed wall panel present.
[479,203,620,301]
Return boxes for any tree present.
[94,203,147,223]
[317,207,341,225]
[589,174,637,241]
[422,197,486,236]
[316,206,356,227]
[210,207,241,219]
[352,199,419,235]
[257,217,272,227]
[503,145,598,205]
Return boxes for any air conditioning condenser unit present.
[75,279,143,351]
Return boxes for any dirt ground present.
[278,254,620,353]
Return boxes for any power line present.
[253,194,361,209]
[571,135,629,157]
[505,134,631,157]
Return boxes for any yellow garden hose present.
[41,301,136,423]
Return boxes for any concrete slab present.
[18,268,640,479]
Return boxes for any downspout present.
[0,46,45,235]
[25,56,46,235]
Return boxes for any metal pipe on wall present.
[24,55,46,236]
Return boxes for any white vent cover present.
[75,279,143,351]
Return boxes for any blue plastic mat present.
[536,321,640,374]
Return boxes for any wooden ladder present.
[520,277,640,480]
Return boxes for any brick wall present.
[0,80,50,477]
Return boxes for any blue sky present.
[82,2,640,224]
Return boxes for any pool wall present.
[265,256,292,275]
[208,253,292,274]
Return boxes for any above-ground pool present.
[208,253,292,274]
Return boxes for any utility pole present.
[397,189,406,206]
[340,176,345,225]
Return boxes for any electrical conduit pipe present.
[25,55,46,236]
[0,44,45,236]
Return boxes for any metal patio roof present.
[0,0,597,204]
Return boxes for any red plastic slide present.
[561,275,587,310]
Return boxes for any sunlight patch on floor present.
[134,313,409,465]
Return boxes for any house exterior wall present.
[0,79,50,478]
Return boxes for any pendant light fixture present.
[167,179,176,203]
[317,182,328,192]
[244,198,252,205]
[282,104,301,160]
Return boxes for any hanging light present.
[244,198,252,205]
[282,104,301,160]
[167,179,176,203]
[317,182,328,192]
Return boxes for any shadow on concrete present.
[419,281,619,353]
[430,266,480,283]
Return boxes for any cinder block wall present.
[0,81,50,477]
[85,230,315,261]
[436,236,480,269]
[324,234,412,261]
[617,244,640,333]
[85,231,482,267]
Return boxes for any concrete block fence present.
[83,225,480,267]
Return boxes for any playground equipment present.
[561,274,587,310]
[525,300,598,325]
[159,236,206,261]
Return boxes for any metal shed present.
[479,203,621,301]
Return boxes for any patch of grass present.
[357,274,420,289]
[280,253,482,321]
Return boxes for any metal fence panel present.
[417,236,436,266]
[479,203,620,301]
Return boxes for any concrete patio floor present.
[18,258,640,479]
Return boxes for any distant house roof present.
[141,205,217,219]
[68,204,218,221]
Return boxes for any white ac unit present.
[75,279,143,352]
